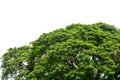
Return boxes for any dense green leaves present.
[1,22,120,80]
[1,46,32,80]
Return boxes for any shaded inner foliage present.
[1,22,120,80]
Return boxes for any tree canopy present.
[1,22,120,80]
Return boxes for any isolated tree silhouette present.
[1,22,120,80]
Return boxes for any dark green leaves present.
[1,22,120,80]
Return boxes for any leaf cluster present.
[1,22,120,80]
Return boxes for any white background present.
[0,0,120,58]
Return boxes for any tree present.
[1,46,32,80]
[1,22,120,80]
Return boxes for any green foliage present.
[1,46,32,80]
[1,22,120,80]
